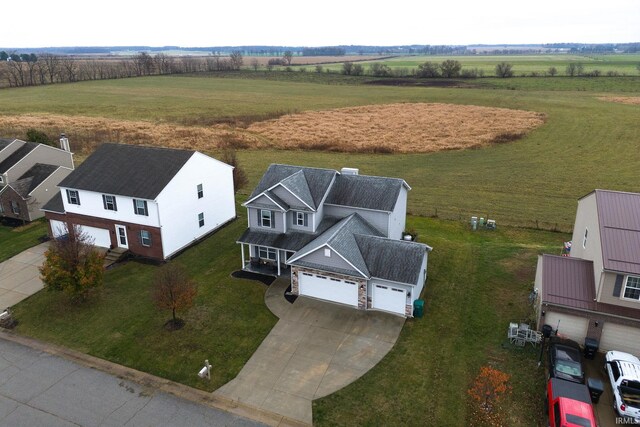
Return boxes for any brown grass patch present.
[0,114,259,154]
[598,96,640,106]
[246,103,546,153]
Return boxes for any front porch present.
[239,242,292,277]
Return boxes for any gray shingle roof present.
[0,138,16,151]
[0,141,37,173]
[325,174,406,212]
[279,171,314,209]
[593,190,640,275]
[356,235,429,284]
[236,216,340,252]
[14,164,59,196]
[247,164,336,210]
[41,191,65,213]
[288,213,428,284]
[59,143,194,200]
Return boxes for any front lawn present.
[11,212,277,391]
[314,216,566,426]
[0,219,48,263]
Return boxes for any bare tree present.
[221,149,248,193]
[547,66,558,77]
[40,53,62,84]
[59,56,78,82]
[495,62,514,78]
[283,50,293,66]
[250,58,260,71]
[229,51,243,70]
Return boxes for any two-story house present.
[42,143,236,261]
[535,189,640,355]
[0,137,74,222]
[237,164,432,317]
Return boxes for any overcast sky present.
[2,0,638,48]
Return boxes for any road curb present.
[0,330,310,427]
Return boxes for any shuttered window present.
[66,189,80,205]
[623,276,640,301]
[259,209,274,228]
[102,194,117,211]
[133,199,148,216]
[295,211,308,227]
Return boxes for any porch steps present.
[104,247,129,268]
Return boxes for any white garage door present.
[372,283,407,315]
[49,220,68,237]
[298,272,358,307]
[544,312,589,343]
[78,225,111,248]
[600,323,640,356]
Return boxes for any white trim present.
[115,224,128,249]
[621,275,640,302]
[288,243,369,278]
[262,193,287,211]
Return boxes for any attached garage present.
[298,271,358,307]
[372,283,407,315]
[78,225,112,248]
[544,312,589,343]
[600,323,640,356]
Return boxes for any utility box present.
[584,337,599,360]
[586,377,604,404]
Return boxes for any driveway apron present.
[0,242,49,309]
[215,278,405,425]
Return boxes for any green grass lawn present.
[314,216,565,426]
[0,220,48,263]
[11,210,278,391]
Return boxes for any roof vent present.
[341,167,359,176]
[59,133,70,152]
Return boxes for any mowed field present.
[0,73,638,230]
[314,53,640,75]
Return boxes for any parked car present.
[604,350,640,424]
[548,336,585,384]
[546,377,597,427]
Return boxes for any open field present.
[598,95,640,105]
[314,54,640,75]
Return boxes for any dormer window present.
[582,228,588,248]
[295,211,308,227]
[623,276,640,301]
[260,209,273,228]
[324,248,331,257]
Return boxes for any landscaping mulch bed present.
[284,285,298,304]
[231,270,275,286]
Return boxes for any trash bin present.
[584,337,599,360]
[587,377,604,404]
[542,324,554,338]
[413,299,424,318]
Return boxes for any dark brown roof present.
[541,254,640,320]
[594,190,640,275]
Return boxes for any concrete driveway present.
[0,242,49,309]
[216,278,405,425]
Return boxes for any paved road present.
[0,242,48,309]
[0,338,262,427]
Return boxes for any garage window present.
[623,276,640,301]
[330,278,341,282]
[345,281,356,285]
[302,272,312,277]
[316,275,327,279]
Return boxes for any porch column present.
[241,244,245,268]
[277,249,281,276]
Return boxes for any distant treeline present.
[543,43,640,53]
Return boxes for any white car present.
[605,350,640,424]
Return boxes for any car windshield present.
[555,359,582,377]
[566,414,592,427]
[556,346,580,362]
[621,382,640,409]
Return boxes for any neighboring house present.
[237,164,432,317]
[535,190,640,355]
[0,137,74,222]
[42,143,236,261]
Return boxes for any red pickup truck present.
[546,378,597,427]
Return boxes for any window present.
[10,200,20,215]
[198,212,205,227]
[0,202,4,213]
[0,176,3,183]
[260,209,272,228]
[295,211,308,227]
[258,246,276,260]
[623,276,640,301]
[133,199,148,216]
[140,230,151,247]
[583,228,588,248]
[66,189,80,205]
[102,194,117,211]
[324,248,331,257]
[197,183,203,199]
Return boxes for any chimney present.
[59,133,70,152]
[341,167,359,176]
